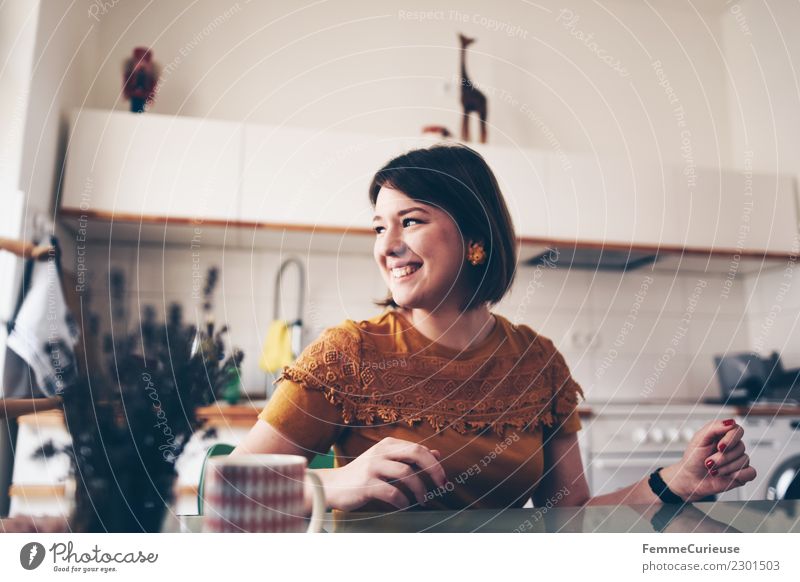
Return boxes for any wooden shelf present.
[16,410,65,427]
[196,402,262,427]
[58,207,788,275]
[9,483,67,498]
[58,207,375,255]
[734,404,800,417]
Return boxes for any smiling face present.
[372,187,471,313]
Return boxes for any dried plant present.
[36,266,243,532]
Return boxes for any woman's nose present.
[378,227,407,257]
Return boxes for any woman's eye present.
[373,218,422,234]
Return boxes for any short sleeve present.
[542,340,585,437]
[258,379,343,457]
[258,322,363,455]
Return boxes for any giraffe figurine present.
[458,33,488,143]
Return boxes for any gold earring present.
[466,242,487,266]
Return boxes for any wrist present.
[658,463,692,502]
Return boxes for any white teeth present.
[391,265,420,279]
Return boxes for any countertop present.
[6,500,797,533]
[196,400,597,426]
[15,400,800,429]
[320,499,800,533]
[197,399,800,426]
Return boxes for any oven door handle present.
[592,458,681,470]
[748,439,778,448]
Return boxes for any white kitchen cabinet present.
[546,154,685,247]
[241,124,425,230]
[61,109,242,222]
[60,109,799,257]
[473,145,549,240]
[672,165,799,254]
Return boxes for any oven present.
[586,404,740,502]
[737,414,800,501]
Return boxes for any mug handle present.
[305,471,326,533]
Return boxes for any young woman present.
[234,144,756,513]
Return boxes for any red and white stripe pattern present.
[203,458,306,533]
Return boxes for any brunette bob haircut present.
[368,143,517,312]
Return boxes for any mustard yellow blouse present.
[259,309,585,511]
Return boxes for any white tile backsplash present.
[687,314,752,356]
[587,270,687,315]
[77,240,800,404]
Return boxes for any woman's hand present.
[660,418,757,502]
[312,437,447,512]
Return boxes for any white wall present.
[721,0,800,175]
[0,0,40,192]
[745,264,800,369]
[82,0,733,166]
[495,263,752,403]
[19,0,97,219]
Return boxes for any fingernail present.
[723,419,735,426]
[705,459,714,468]
[719,443,727,452]
[710,469,718,476]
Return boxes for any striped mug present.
[202,454,325,533]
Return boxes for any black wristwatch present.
[648,467,686,504]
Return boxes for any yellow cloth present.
[258,320,294,373]
[259,309,585,511]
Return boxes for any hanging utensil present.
[258,258,305,374]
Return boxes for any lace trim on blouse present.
[275,325,584,436]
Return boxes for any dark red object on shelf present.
[122,47,159,113]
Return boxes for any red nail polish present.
[723,419,735,426]
[705,459,714,468]
[719,443,727,452]
[711,469,718,476]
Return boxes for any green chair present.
[308,448,335,469]
[197,443,236,515]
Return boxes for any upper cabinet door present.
[546,154,682,247]
[674,166,800,254]
[752,173,800,254]
[61,109,242,222]
[60,109,799,257]
[241,124,423,230]
[473,145,549,240]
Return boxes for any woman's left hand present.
[660,418,757,502]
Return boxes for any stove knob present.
[632,427,648,444]
[650,428,665,444]
[666,428,680,442]
[681,428,694,442]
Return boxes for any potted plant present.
[36,267,243,532]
